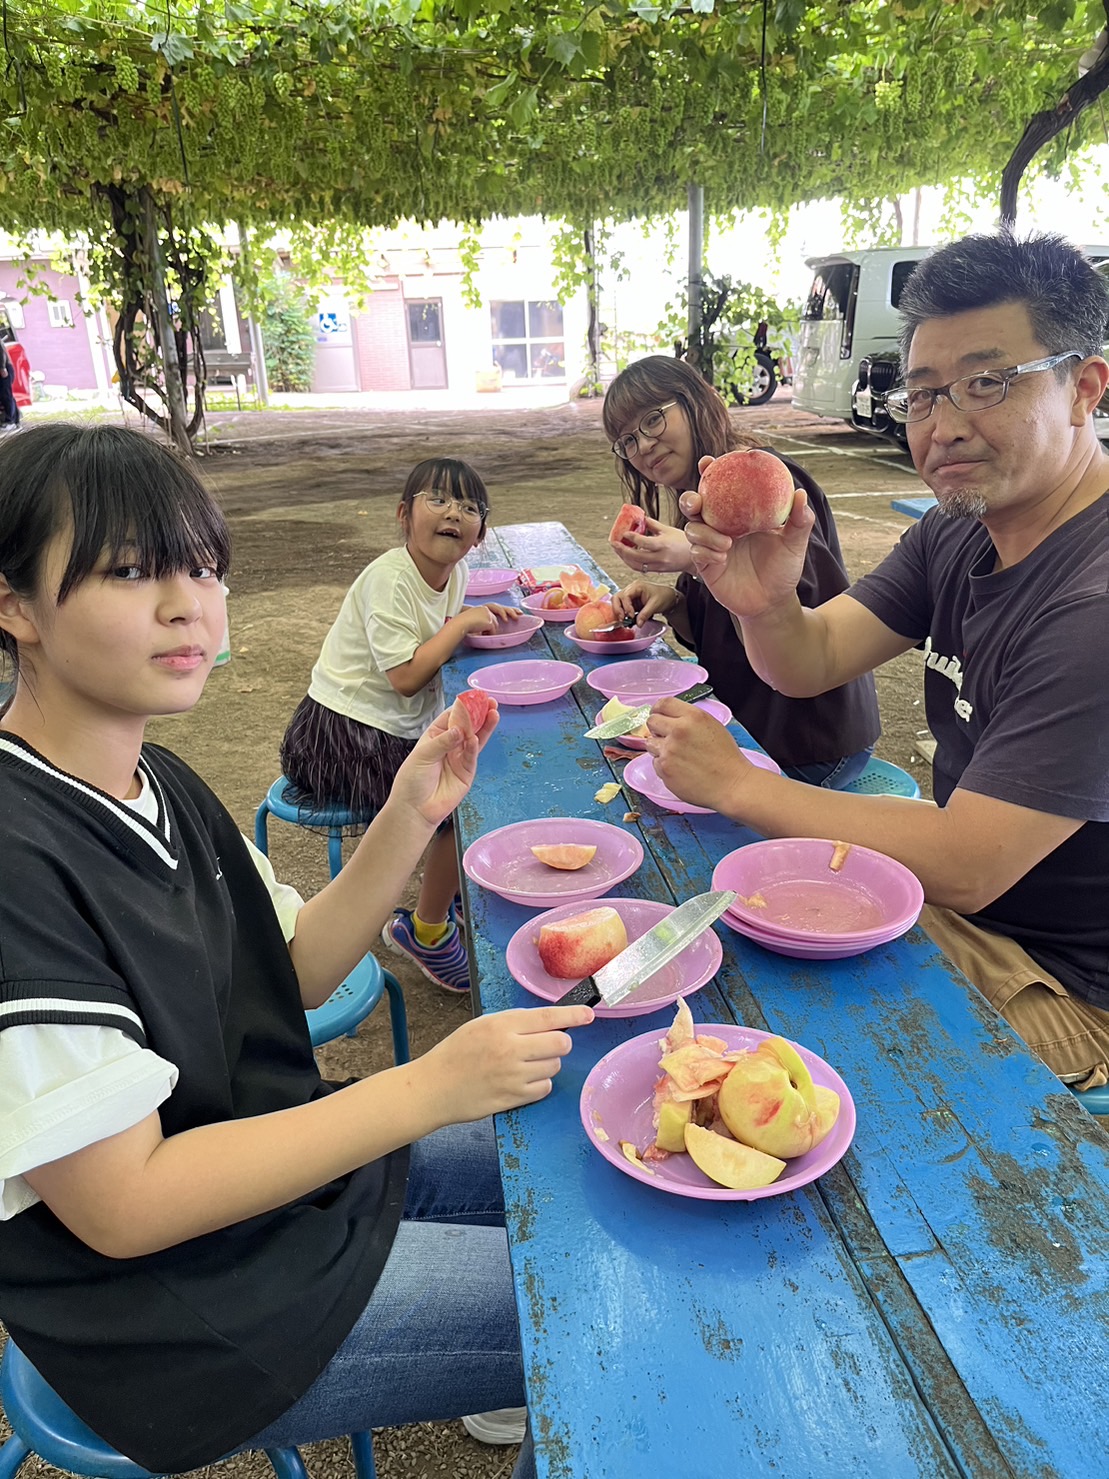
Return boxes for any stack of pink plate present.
[711,838,923,959]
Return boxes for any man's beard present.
[937,485,989,519]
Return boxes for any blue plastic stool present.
[307,951,410,1064]
[1067,1081,1109,1116]
[0,1339,377,1479]
[840,756,922,800]
[254,776,374,881]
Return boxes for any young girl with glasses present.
[603,356,880,788]
[281,456,518,994]
[0,424,588,1477]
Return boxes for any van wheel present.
[730,352,777,407]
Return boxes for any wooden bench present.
[891,495,937,519]
[204,351,256,409]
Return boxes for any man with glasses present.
[645,230,1109,1092]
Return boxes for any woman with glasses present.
[281,457,516,995]
[602,356,880,787]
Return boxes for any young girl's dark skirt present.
[280,695,417,834]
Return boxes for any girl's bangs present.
[602,365,680,440]
[57,437,230,598]
[425,459,488,510]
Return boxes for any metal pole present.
[687,182,704,369]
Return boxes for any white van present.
[793,243,1109,427]
[792,247,931,422]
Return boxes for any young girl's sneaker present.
[461,1408,528,1445]
[382,908,471,994]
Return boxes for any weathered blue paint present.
[451,523,1109,1479]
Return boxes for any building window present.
[490,299,565,381]
[47,300,74,328]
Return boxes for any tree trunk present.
[1000,13,1109,224]
[583,222,601,396]
[142,187,191,453]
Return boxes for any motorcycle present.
[716,320,795,407]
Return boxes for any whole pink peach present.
[697,449,795,538]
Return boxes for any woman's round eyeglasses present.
[611,401,679,460]
[886,351,1082,424]
[414,490,487,521]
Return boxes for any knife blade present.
[588,615,639,634]
[584,681,715,740]
[554,889,737,1008]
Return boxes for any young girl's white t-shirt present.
[307,544,469,739]
[0,769,305,1218]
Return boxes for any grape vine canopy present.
[2,0,1108,448]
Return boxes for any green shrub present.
[261,275,316,392]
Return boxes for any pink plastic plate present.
[506,897,724,1018]
[623,749,779,813]
[711,838,924,940]
[462,817,644,907]
[465,613,544,650]
[468,659,582,705]
[521,592,583,622]
[590,698,733,753]
[566,619,666,656]
[580,1023,856,1201]
[586,658,708,702]
[720,911,914,959]
[465,568,518,597]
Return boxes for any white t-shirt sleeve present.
[364,564,425,674]
[241,834,305,943]
[0,1025,177,1219]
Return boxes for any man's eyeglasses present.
[414,490,487,521]
[611,401,679,460]
[886,351,1082,424]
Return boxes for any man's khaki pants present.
[920,906,1109,1091]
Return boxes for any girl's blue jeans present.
[242,1118,534,1478]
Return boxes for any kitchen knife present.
[554,889,736,1008]
[584,680,714,740]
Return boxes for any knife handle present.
[675,681,713,704]
[553,977,601,1008]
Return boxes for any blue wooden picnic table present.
[451,522,1109,1479]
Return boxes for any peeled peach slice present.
[684,1123,785,1190]
[529,843,598,871]
[537,906,628,979]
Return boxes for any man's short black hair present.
[898,230,1109,368]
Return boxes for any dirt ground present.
[1,394,936,1479]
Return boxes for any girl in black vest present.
[0,423,590,1476]
[602,355,880,787]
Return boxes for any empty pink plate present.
[567,619,666,656]
[465,568,518,597]
[580,1023,856,1201]
[506,897,723,1018]
[590,698,733,752]
[465,613,545,649]
[587,658,708,702]
[521,592,581,622]
[462,817,644,907]
[624,749,780,813]
[468,659,582,705]
[711,838,924,940]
